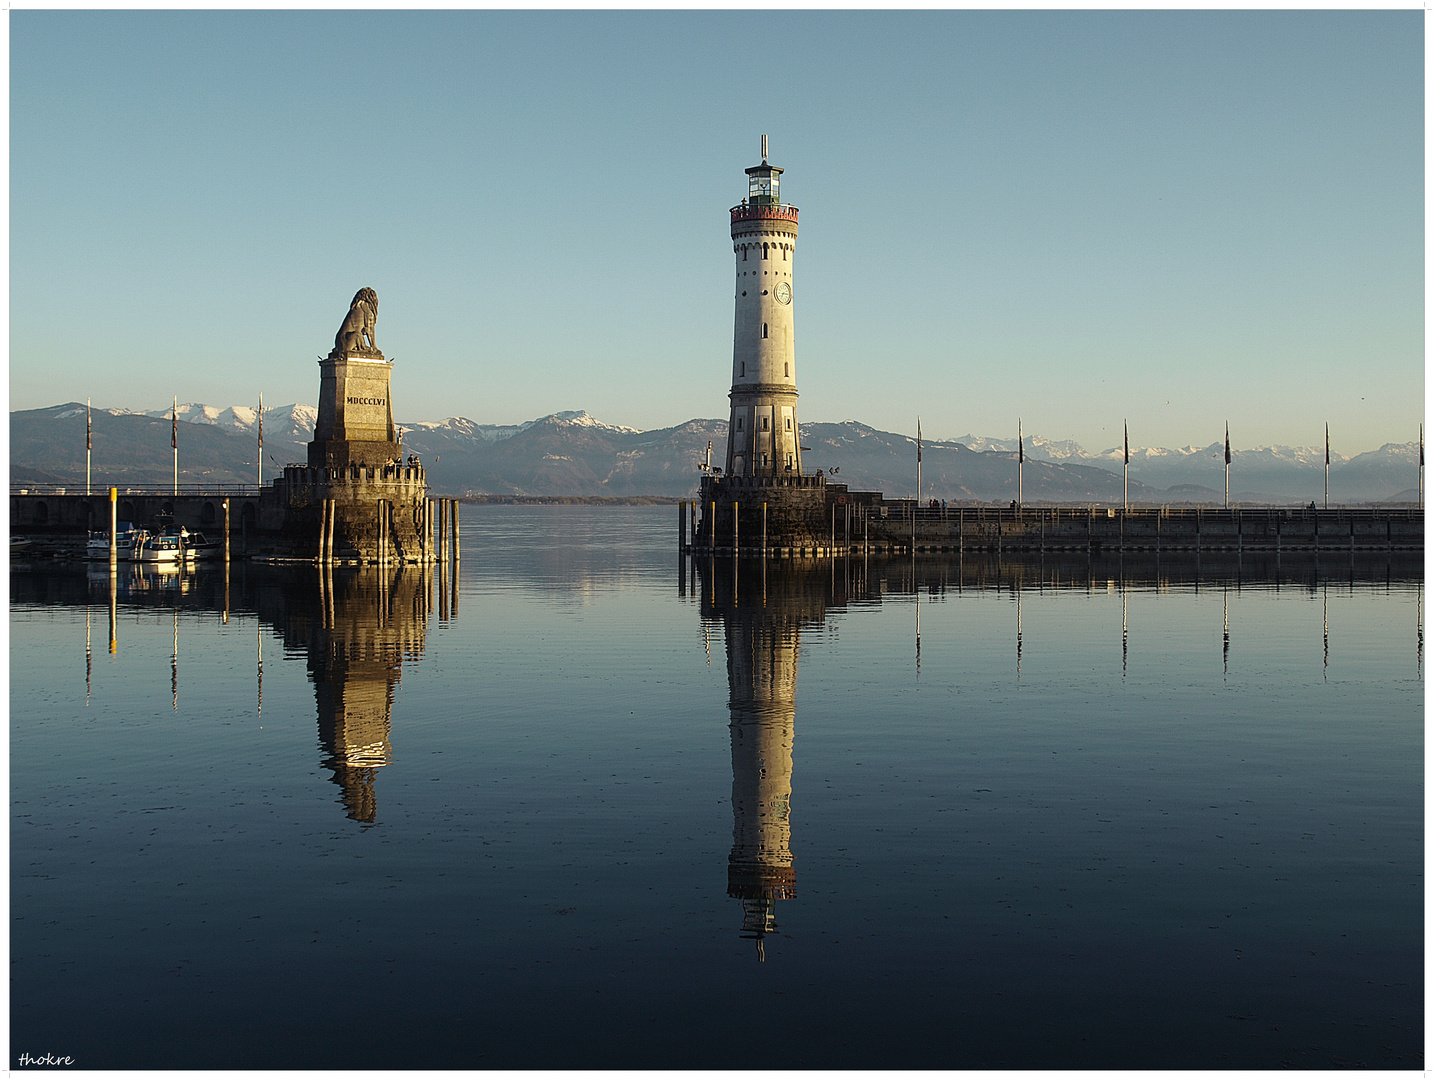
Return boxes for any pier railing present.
[684,498,1423,557]
[12,483,264,497]
[892,504,1424,524]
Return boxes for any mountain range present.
[11,402,1422,504]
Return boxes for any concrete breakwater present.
[680,499,1424,556]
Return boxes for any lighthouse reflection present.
[700,557,840,960]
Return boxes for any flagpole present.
[172,396,179,496]
[916,416,922,503]
[86,397,92,496]
[1017,418,1023,507]
[1420,423,1424,508]
[1324,423,1329,509]
[1224,423,1230,509]
[1123,420,1129,511]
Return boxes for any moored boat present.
[181,531,221,561]
[137,531,184,564]
[85,522,150,561]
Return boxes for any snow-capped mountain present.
[401,410,640,446]
[130,401,319,440]
[944,432,1418,500]
[950,433,1088,461]
[12,402,1422,502]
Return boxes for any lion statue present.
[333,287,378,355]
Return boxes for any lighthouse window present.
[740,362,745,377]
[784,363,789,377]
[786,454,793,470]
[743,247,748,261]
[785,417,792,430]
[763,323,768,339]
[763,243,769,259]
[761,417,769,431]
[736,417,744,431]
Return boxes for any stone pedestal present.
[309,351,400,469]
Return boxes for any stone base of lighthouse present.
[695,474,831,554]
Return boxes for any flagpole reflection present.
[171,607,179,711]
[1121,587,1128,678]
[1222,588,1229,678]
[1323,585,1329,681]
[1015,584,1023,679]
[915,568,921,678]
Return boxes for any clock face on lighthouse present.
[775,282,791,305]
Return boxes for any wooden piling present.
[108,571,117,654]
[376,499,385,566]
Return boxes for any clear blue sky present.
[10,10,1424,453]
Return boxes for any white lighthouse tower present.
[726,135,802,478]
[698,138,827,554]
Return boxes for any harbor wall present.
[11,491,261,556]
[685,489,1423,556]
[12,465,452,565]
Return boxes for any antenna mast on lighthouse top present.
[761,134,768,163]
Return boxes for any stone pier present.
[688,488,1423,556]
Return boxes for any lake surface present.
[10,506,1423,1069]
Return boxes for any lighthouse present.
[697,140,830,555]
[726,135,802,478]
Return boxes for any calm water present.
[11,506,1423,1069]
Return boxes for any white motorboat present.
[85,521,149,561]
[137,531,184,564]
[181,531,222,561]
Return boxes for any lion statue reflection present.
[333,287,379,355]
